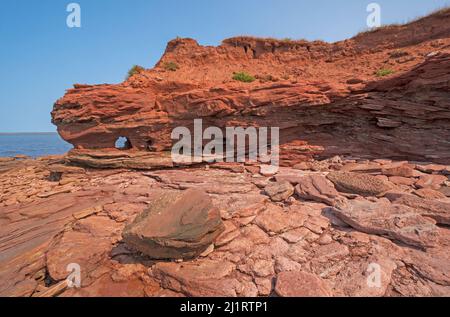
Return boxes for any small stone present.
[73,205,103,220]
[280,227,311,243]
[200,244,215,257]
[317,233,333,245]
[346,78,364,85]
[274,257,302,273]
[389,176,416,186]
[292,162,312,170]
[439,186,450,197]
[254,278,273,296]
[414,188,447,200]
[264,181,294,202]
[416,164,447,174]
[245,165,261,174]
[260,165,279,176]
[415,174,447,190]
[251,259,275,277]
[294,174,341,206]
[382,164,415,177]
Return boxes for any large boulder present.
[264,181,295,202]
[123,189,225,259]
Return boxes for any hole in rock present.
[146,140,156,152]
[115,137,132,150]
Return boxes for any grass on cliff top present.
[375,68,395,77]
[126,65,145,79]
[357,6,450,37]
[232,72,256,83]
[163,61,180,72]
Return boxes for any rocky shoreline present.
[0,155,449,297]
[1,9,450,297]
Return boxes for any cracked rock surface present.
[0,155,449,297]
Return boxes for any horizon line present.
[0,132,58,135]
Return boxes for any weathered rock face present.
[51,9,450,168]
[122,188,225,259]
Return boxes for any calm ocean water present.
[0,133,72,158]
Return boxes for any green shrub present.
[232,72,256,83]
[126,65,145,79]
[375,68,395,77]
[163,61,179,72]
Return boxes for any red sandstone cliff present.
[52,8,450,166]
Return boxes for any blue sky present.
[0,0,449,132]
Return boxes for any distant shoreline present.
[0,132,58,135]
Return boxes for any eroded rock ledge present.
[52,9,450,167]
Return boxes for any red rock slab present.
[294,174,341,206]
[331,199,439,248]
[0,190,113,296]
[385,192,450,225]
[264,181,294,202]
[254,205,308,235]
[61,274,148,297]
[275,271,332,297]
[152,260,241,297]
[414,188,447,200]
[415,174,448,190]
[332,255,397,297]
[382,164,416,178]
[416,164,450,174]
[46,231,113,282]
[389,176,416,186]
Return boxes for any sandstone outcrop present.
[51,9,450,168]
